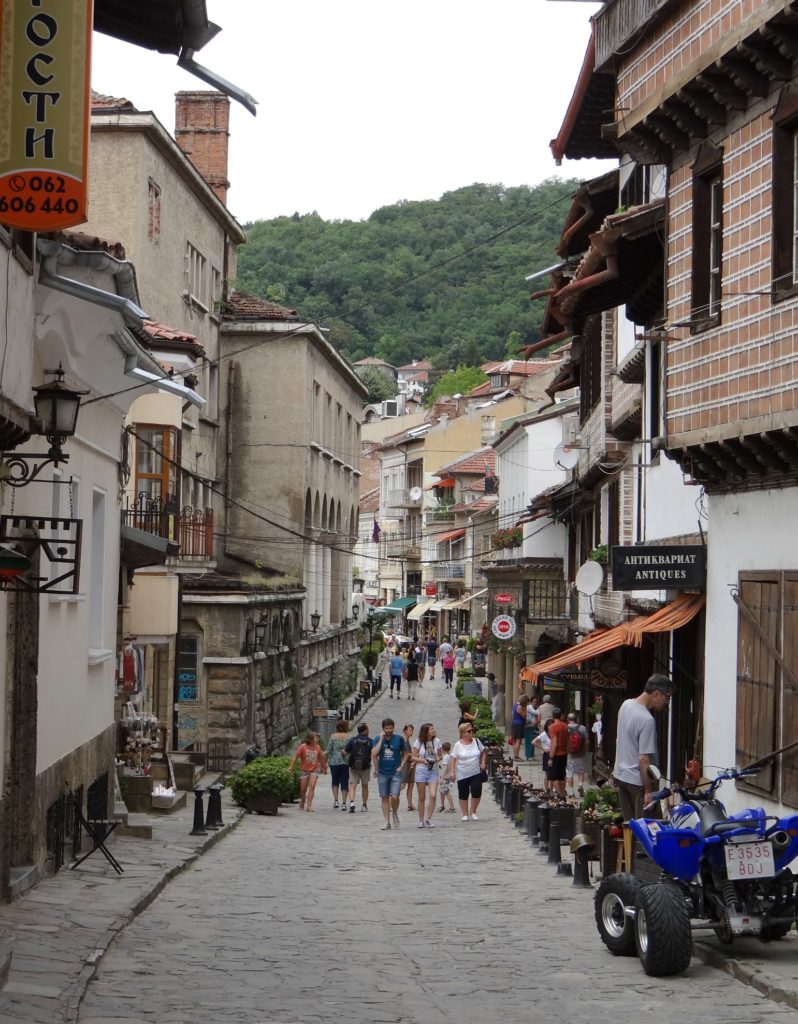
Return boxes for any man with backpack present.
[546,707,568,798]
[565,712,589,797]
[345,722,374,812]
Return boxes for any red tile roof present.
[359,487,380,514]
[143,321,205,358]
[450,496,498,515]
[91,91,137,112]
[223,291,300,322]
[481,359,557,376]
[437,446,496,476]
[397,359,432,370]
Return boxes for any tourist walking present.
[400,723,416,810]
[441,648,455,689]
[389,648,404,699]
[288,731,327,812]
[438,742,456,812]
[449,721,486,821]
[372,718,410,830]
[458,700,477,728]
[425,636,439,679]
[405,649,421,700]
[454,641,467,673]
[345,721,373,812]
[510,695,530,760]
[326,719,351,810]
[532,719,552,776]
[546,707,568,798]
[412,722,442,828]
[565,712,589,797]
[524,697,540,760]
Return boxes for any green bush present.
[579,784,619,817]
[473,721,506,747]
[360,639,381,669]
[228,756,300,806]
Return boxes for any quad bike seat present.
[699,802,761,837]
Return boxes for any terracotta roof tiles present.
[437,446,496,476]
[222,291,300,322]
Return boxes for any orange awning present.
[521,624,627,682]
[621,592,705,647]
[521,593,706,682]
[426,478,455,489]
[436,528,465,544]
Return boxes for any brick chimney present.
[174,91,230,206]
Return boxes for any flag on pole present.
[372,519,381,543]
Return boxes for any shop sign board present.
[494,592,513,604]
[491,614,517,640]
[424,584,438,596]
[611,545,706,590]
[0,0,93,232]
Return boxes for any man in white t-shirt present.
[613,673,675,821]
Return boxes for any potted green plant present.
[228,756,299,815]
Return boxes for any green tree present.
[424,365,488,406]
[357,366,396,405]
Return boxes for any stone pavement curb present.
[61,810,246,1024]
[692,940,798,1012]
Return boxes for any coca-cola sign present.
[494,593,513,604]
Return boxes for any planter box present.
[245,793,280,816]
[575,815,604,860]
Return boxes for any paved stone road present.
[78,680,794,1024]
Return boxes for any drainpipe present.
[223,361,236,558]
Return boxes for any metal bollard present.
[571,835,594,888]
[538,804,550,855]
[547,822,562,866]
[207,783,225,829]
[190,787,208,836]
[526,798,540,842]
[204,786,220,831]
[354,695,362,714]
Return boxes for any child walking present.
[438,742,456,812]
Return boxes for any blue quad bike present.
[595,767,798,976]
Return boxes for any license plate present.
[724,841,775,880]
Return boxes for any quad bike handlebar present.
[644,766,761,810]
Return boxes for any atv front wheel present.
[635,881,692,976]
[595,873,641,956]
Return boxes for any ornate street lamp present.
[352,602,360,621]
[310,609,321,632]
[1,365,88,486]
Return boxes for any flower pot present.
[245,793,280,815]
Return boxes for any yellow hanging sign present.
[0,0,93,232]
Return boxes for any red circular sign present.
[491,615,517,640]
[494,593,513,604]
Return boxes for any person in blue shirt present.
[372,718,409,829]
[389,651,404,699]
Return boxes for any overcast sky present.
[91,1,613,225]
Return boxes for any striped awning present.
[521,593,705,682]
[428,597,458,612]
[407,599,436,621]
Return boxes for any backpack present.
[348,735,372,770]
[568,725,585,756]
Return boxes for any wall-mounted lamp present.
[352,602,360,621]
[0,365,88,486]
[310,609,321,632]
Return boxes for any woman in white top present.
[448,721,486,821]
[412,723,442,828]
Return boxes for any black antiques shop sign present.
[611,545,706,590]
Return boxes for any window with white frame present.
[185,242,208,307]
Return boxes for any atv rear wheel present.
[635,881,692,976]
[595,873,641,956]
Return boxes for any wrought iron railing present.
[121,493,214,559]
[525,578,569,621]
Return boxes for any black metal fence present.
[121,493,213,559]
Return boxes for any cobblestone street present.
[74,680,796,1024]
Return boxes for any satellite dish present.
[575,560,605,596]
[409,486,423,502]
[553,443,579,470]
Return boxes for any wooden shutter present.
[781,574,798,805]
[735,575,779,793]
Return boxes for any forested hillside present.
[236,180,580,370]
